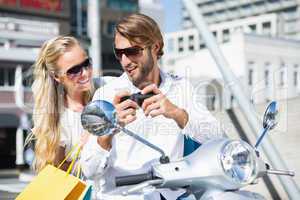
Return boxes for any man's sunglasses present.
[65,57,92,79]
[113,46,145,60]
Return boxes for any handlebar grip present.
[115,172,154,187]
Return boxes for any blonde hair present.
[29,36,93,172]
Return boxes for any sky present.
[161,0,182,33]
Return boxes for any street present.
[0,170,32,200]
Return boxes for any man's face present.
[114,32,155,88]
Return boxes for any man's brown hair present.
[115,13,164,59]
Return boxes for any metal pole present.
[182,0,300,199]
[15,65,24,166]
[76,0,82,36]
[88,0,102,76]
[16,127,24,166]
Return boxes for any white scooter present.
[81,100,295,200]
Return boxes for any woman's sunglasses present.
[65,57,92,79]
[113,46,145,60]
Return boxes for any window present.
[248,69,253,86]
[167,38,174,53]
[178,37,184,52]
[212,31,217,38]
[200,43,206,49]
[107,21,116,35]
[294,71,298,86]
[248,61,254,86]
[8,68,15,86]
[279,63,286,86]
[188,35,194,51]
[0,68,4,86]
[107,0,138,12]
[222,29,230,42]
[0,68,16,87]
[265,70,269,86]
[280,71,284,86]
[249,24,256,33]
[262,21,271,35]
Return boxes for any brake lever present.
[122,179,163,196]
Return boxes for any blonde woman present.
[29,36,94,172]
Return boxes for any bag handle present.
[66,145,81,176]
[57,143,79,169]
[57,143,82,177]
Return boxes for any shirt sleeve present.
[80,135,112,179]
[178,79,226,143]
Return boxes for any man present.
[81,14,225,200]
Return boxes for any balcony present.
[282,12,298,22]
[280,0,297,8]
[0,17,59,36]
[214,2,227,11]
[226,1,240,9]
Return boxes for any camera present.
[120,92,155,107]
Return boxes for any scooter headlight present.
[220,140,257,185]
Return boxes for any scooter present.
[81,100,295,200]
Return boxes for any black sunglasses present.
[65,57,92,78]
[113,46,145,60]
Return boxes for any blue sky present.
[161,0,182,33]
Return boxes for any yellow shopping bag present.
[16,144,92,200]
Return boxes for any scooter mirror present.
[81,100,117,136]
[262,101,278,130]
[255,101,278,148]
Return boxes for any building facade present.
[182,0,300,40]
[71,0,139,76]
[163,32,300,110]
[0,0,71,168]
[163,1,300,110]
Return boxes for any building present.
[182,0,300,40]
[139,0,164,31]
[0,0,71,168]
[164,13,277,64]
[163,31,300,110]
[163,1,300,108]
[161,1,300,198]
[71,0,139,76]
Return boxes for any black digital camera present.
[120,92,155,107]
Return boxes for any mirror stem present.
[116,125,170,164]
[255,126,270,148]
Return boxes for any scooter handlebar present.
[115,172,156,186]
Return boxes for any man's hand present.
[113,90,139,126]
[141,84,189,129]
[97,134,114,150]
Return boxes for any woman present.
[29,36,94,172]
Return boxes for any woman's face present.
[55,44,93,95]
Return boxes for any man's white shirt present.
[80,70,225,199]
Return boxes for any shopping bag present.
[79,184,92,200]
[16,143,91,200]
